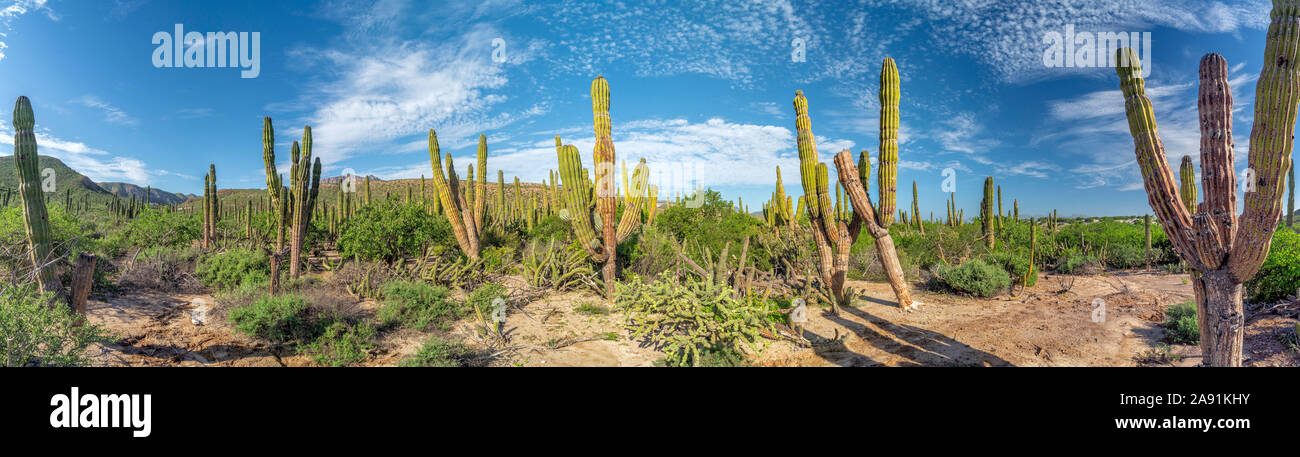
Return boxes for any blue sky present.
[0,0,1285,217]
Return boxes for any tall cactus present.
[427,129,482,260]
[555,76,645,300]
[1114,7,1300,366]
[981,177,995,248]
[12,96,59,293]
[260,117,290,295]
[1179,155,1198,213]
[911,180,924,234]
[1287,158,1294,228]
[878,58,900,226]
[289,126,322,278]
[1144,214,1152,270]
[475,134,488,234]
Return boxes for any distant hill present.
[321,174,384,185]
[98,182,196,206]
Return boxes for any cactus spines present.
[1113,8,1300,366]
[427,129,481,259]
[12,96,58,293]
[475,134,488,234]
[289,126,322,278]
[1179,155,1198,214]
[981,177,995,248]
[878,57,900,226]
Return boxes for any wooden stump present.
[69,252,96,314]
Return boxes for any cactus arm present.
[426,129,480,259]
[1227,4,1300,280]
[1179,155,1199,214]
[12,96,58,293]
[475,134,488,233]
[834,149,913,308]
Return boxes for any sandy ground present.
[81,270,1299,367]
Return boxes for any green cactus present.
[1026,217,1038,287]
[427,129,482,260]
[1287,158,1294,228]
[288,126,322,278]
[1179,155,1197,213]
[261,117,290,295]
[12,96,59,293]
[1144,214,1152,270]
[911,180,924,234]
[981,177,995,248]
[878,57,900,226]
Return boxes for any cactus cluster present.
[288,126,322,278]
[12,96,59,293]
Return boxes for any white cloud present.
[0,121,152,184]
[77,95,138,126]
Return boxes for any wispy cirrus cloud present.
[0,119,152,184]
[77,95,138,126]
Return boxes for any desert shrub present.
[934,259,1011,297]
[479,245,517,275]
[1102,244,1146,269]
[527,214,570,242]
[625,225,680,279]
[0,285,113,366]
[1245,229,1300,303]
[119,245,204,292]
[988,250,1034,287]
[197,248,269,290]
[0,206,91,280]
[466,282,508,314]
[1054,254,1100,275]
[303,321,376,367]
[650,189,769,270]
[117,208,200,250]
[337,199,453,262]
[227,293,321,343]
[616,274,777,367]
[398,335,481,367]
[376,280,465,331]
[574,302,609,316]
[520,237,599,291]
[1163,301,1199,344]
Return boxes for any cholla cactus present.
[1113,8,1300,366]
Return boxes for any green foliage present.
[1054,254,1099,275]
[616,274,777,367]
[1246,228,1300,303]
[0,285,112,366]
[654,344,748,367]
[303,321,376,367]
[117,208,200,250]
[934,259,1011,297]
[376,280,465,331]
[1163,301,1199,344]
[398,335,480,367]
[227,293,319,343]
[196,247,270,290]
[338,199,453,262]
[527,214,570,242]
[467,282,508,315]
[649,189,769,269]
[573,302,609,315]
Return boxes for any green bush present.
[527,214,570,242]
[467,282,508,315]
[338,199,452,262]
[398,335,480,367]
[376,280,465,331]
[1246,229,1300,303]
[196,248,269,290]
[0,285,112,366]
[1163,301,1199,344]
[934,259,1011,297]
[1054,254,1099,274]
[1102,244,1146,269]
[227,293,318,343]
[120,208,201,249]
[303,321,376,367]
[649,189,769,270]
[616,274,777,367]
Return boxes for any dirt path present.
[80,270,1297,367]
[84,290,306,367]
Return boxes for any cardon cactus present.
[261,117,290,295]
[911,180,924,234]
[1179,155,1198,213]
[1114,8,1300,367]
[289,126,322,278]
[554,77,645,300]
[475,134,488,234]
[1287,159,1294,227]
[877,57,900,226]
[427,129,482,260]
[981,177,995,248]
[12,96,59,293]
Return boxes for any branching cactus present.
[427,129,482,260]
[1114,7,1300,366]
[260,117,291,295]
[12,96,59,293]
[289,126,322,278]
[556,76,645,300]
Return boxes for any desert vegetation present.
[4,7,1300,368]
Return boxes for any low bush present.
[934,259,1011,297]
[616,274,776,367]
[227,293,320,343]
[1054,254,1100,275]
[398,335,481,367]
[376,280,465,331]
[1245,228,1300,303]
[196,248,269,290]
[0,285,113,366]
[337,199,452,262]
[1163,301,1199,344]
[303,321,376,367]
